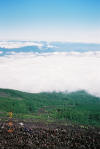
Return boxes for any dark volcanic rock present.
[0,121,100,149]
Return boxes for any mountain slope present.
[0,88,100,126]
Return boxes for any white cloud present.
[0,51,3,54]
[0,41,43,49]
[0,41,57,50]
[0,52,100,97]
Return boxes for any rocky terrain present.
[0,120,100,149]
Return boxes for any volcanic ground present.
[0,120,100,149]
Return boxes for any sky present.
[0,0,100,43]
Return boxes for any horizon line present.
[0,40,100,45]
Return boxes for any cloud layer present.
[0,52,100,97]
[0,41,43,49]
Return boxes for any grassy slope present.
[0,88,100,127]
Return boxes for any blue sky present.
[0,0,100,43]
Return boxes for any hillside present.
[0,88,100,127]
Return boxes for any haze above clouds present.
[0,47,100,97]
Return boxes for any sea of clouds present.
[0,47,100,97]
[0,41,43,49]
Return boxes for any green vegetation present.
[0,88,100,127]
